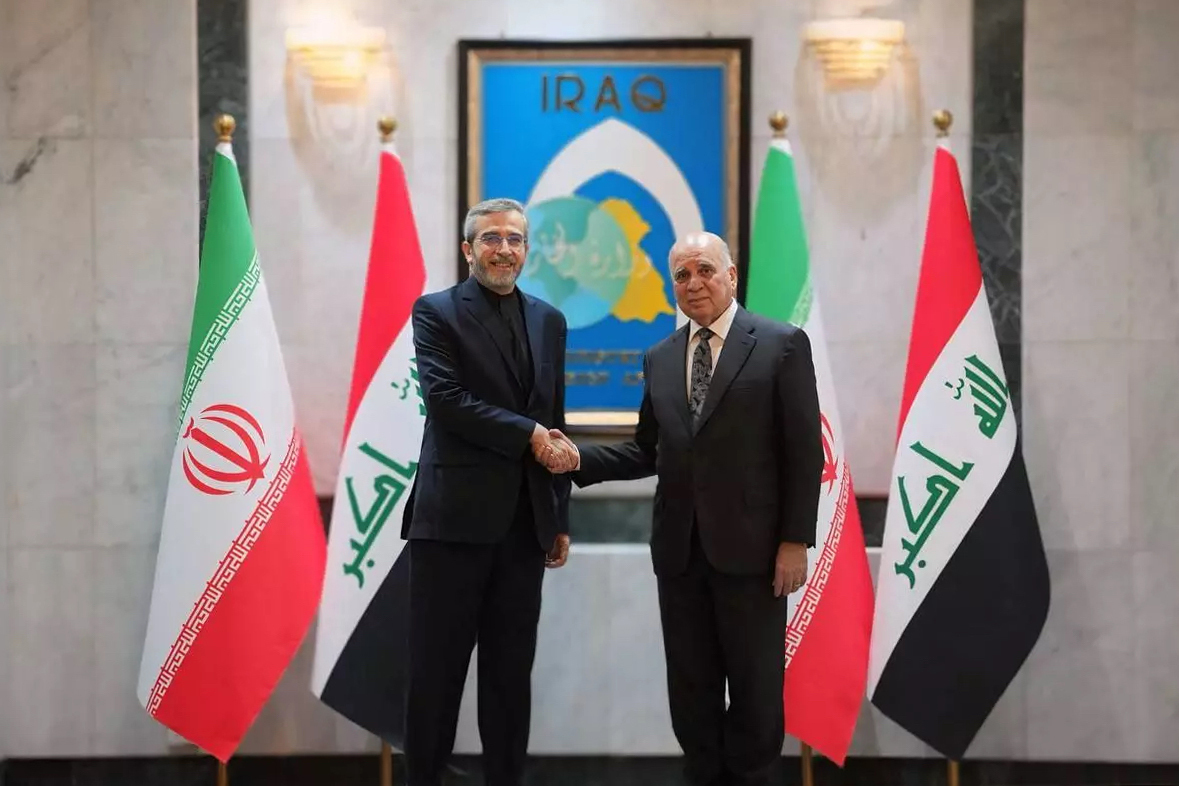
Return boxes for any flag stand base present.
[948,759,960,786]
[800,743,814,786]
[380,741,394,786]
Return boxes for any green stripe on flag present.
[179,148,259,425]
[176,254,260,427]
[746,141,812,325]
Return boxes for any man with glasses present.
[400,197,579,786]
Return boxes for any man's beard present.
[473,257,519,289]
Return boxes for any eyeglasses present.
[477,232,526,250]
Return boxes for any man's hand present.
[546,429,579,473]
[530,423,558,466]
[545,534,570,568]
[773,542,808,597]
[530,424,578,473]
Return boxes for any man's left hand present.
[546,534,570,569]
[773,542,807,597]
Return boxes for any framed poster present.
[458,38,751,433]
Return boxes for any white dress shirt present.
[685,297,738,401]
[562,298,739,474]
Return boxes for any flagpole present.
[374,116,398,786]
[768,108,816,786]
[768,108,817,786]
[372,118,400,786]
[933,107,953,140]
[380,741,393,786]
[378,114,397,145]
[933,107,958,786]
[769,109,788,137]
[213,112,236,786]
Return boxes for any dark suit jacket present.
[575,305,824,577]
[401,276,571,551]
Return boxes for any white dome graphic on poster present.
[520,118,699,328]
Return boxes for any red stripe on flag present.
[783,468,873,764]
[149,440,326,761]
[897,147,983,436]
[343,148,427,436]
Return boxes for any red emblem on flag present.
[819,411,838,494]
[181,403,270,496]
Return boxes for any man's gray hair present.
[715,243,734,270]
[463,197,528,244]
[668,231,734,270]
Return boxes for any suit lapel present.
[459,277,525,390]
[664,325,693,437]
[694,308,756,434]
[523,293,545,406]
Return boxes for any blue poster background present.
[478,61,730,414]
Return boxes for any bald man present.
[562,232,824,786]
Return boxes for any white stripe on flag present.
[788,298,837,621]
[138,276,296,701]
[867,287,1016,695]
[311,328,425,695]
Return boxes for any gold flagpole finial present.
[933,109,953,137]
[378,116,398,143]
[214,114,236,143]
[769,111,788,137]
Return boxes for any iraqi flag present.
[867,140,1050,759]
[137,125,327,761]
[746,132,874,765]
[310,126,427,748]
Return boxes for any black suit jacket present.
[401,276,571,551]
[575,305,824,577]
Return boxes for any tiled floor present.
[4,755,1179,786]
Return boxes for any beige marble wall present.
[0,0,197,758]
[22,0,1164,764]
[0,0,1173,765]
[250,0,971,501]
[1021,0,1179,762]
[240,0,1179,763]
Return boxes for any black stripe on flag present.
[318,550,411,749]
[871,440,1050,759]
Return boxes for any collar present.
[474,278,520,312]
[689,298,737,341]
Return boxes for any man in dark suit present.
[558,231,824,786]
[401,197,577,786]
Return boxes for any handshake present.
[530,424,579,474]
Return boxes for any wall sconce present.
[285,24,386,89]
[803,17,905,90]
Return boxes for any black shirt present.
[477,280,533,393]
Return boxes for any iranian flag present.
[867,142,1050,759]
[310,128,426,748]
[746,134,874,765]
[137,129,327,761]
